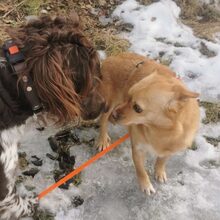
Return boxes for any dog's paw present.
[155,170,167,183]
[23,196,39,216]
[139,178,155,195]
[96,135,111,151]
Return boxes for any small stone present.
[25,185,36,191]
[177,171,183,175]
[48,136,59,152]
[36,127,45,131]
[40,9,48,14]
[98,0,106,6]
[177,180,185,185]
[55,129,71,141]
[31,159,43,167]
[19,152,27,158]
[31,155,40,160]
[18,152,29,170]
[71,196,84,207]
[54,173,70,190]
[70,132,81,144]
[116,23,133,32]
[22,168,39,178]
[46,6,51,10]
[46,153,58,160]
[58,152,75,170]
[72,173,82,186]
[200,42,216,58]
[159,51,165,57]
[16,175,26,184]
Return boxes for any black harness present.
[2,40,43,115]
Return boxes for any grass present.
[175,0,220,22]
[93,31,130,56]
[200,101,220,124]
[33,210,55,220]
[175,0,220,41]
[138,0,155,5]
[203,136,220,147]
[190,141,198,151]
[0,0,130,57]
[22,0,42,15]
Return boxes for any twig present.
[3,0,26,18]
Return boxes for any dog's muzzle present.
[81,91,106,120]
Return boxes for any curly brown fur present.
[6,13,101,124]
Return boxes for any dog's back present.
[100,52,176,108]
[101,52,200,153]
[99,53,145,105]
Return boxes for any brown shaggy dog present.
[0,13,104,219]
[6,12,104,123]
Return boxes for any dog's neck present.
[0,59,33,131]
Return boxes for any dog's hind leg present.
[0,128,38,220]
[154,156,168,183]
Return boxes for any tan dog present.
[97,52,200,194]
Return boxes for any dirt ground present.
[0,0,220,48]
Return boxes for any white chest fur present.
[136,143,157,156]
[0,126,25,180]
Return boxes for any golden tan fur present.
[97,52,200,194]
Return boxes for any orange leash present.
[38,133,130,200]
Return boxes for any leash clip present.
[33,112,46,131]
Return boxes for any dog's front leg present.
[0,141,38,220]
[131,145,155,195]
[96,109,113,151]
[154,156,168,183]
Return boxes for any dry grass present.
[200,101,220,124]
[176,0,203,20]
[92,31,130,56]
[184,20,220,41]
[175,0,220,41]
[78,8,130,56]
[0,0,129,56]
[203,136,220,147]
[176,0,220,21]
[1,0,219,49]
[138,0,156,5]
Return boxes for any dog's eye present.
[133,104,143,113]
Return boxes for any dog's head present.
[80,77,107,120]
[111,71,199,128]
[6,13,105,123]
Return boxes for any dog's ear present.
[167,86,199,114]
[173,85,199,100]
[128,70,158,95]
